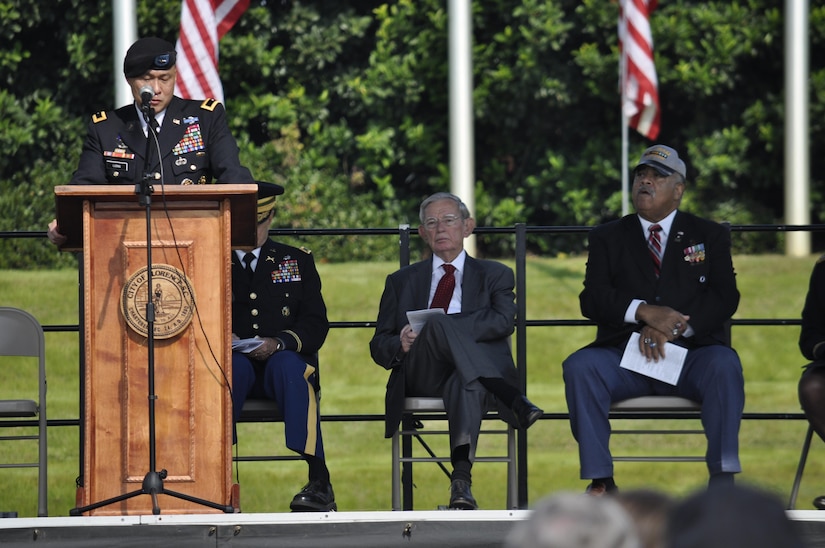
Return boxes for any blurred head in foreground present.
[505,491,640,548]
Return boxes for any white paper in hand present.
[406,308,445,333]
[619,332,687,385]
[232,337,265,354]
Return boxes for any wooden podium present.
[55,184,257,516]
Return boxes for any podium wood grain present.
[55,185,256,515]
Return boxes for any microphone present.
[139,85,154,110]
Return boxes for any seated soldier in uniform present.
[231,181,334,512]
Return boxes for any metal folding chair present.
[0,307,48,516]
[610,396,704,463]
[391,396,517,510]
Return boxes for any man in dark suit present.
[47,36,252,245]
[370,192,543,510]
[563,145,744,495]
[231,182,334,512]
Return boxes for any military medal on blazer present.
[72,96,252,186]
[683,242,706,264]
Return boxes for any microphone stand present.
[70,103,233,516]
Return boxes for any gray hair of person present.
[505,491,641,548]
[418,192,472,224]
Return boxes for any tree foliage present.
[1,0,824,266]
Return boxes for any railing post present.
[398,223,414,509]
[514,223,529,508]
[399,224,411,268]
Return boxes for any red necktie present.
[648,224,663,277]
[430,264,456,312]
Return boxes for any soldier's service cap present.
[256,181,285,223]
[123,37,177,78]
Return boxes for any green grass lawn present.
[0,253,822,516]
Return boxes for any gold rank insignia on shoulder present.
[300,246,312,254]
[200,98,219,112]
[92,111,108,123]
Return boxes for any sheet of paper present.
[406,308,445,333]
[619,332,687,386]
[232,337,265,353]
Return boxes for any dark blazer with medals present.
[71,96,253,186]
[579,210,738,350]
[370,255,518,438]
[231,239,328,368]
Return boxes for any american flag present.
[175,0,250,103]
[618,0,660,140]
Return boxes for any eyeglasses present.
[423,215,463,230]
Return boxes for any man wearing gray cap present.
[562,145,744,496]
[47,36,252,245]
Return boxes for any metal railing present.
[2,223,825,508]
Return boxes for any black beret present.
[123,37,177,78]
[256,181,285,222]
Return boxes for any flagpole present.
[619,0,629,217]
[622,111,629,217]
[112,0,137,107]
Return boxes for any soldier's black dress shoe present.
[512,395,543,429]
[449,479,478,510]
[290,479,337,512]
[814,495,825,510]
[585,480,619,497]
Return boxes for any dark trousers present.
[405,314,510,460]
[563,344,744,479]
[232,350,325,459]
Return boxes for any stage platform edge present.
[0,509,824,547]
[0,510,527,547]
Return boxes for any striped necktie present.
[648,224,663,277]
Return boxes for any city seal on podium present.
[120,264,195,339]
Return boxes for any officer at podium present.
[47,36,252,246]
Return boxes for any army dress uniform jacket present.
[70,96,253,186]
[579,210,739,351]
[231,238,328,368]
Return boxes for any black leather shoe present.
[449,479,478,510]
[585,480,619,497]
[814,495,825,510]
[290,480,337,512]
[512,395,543,430]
